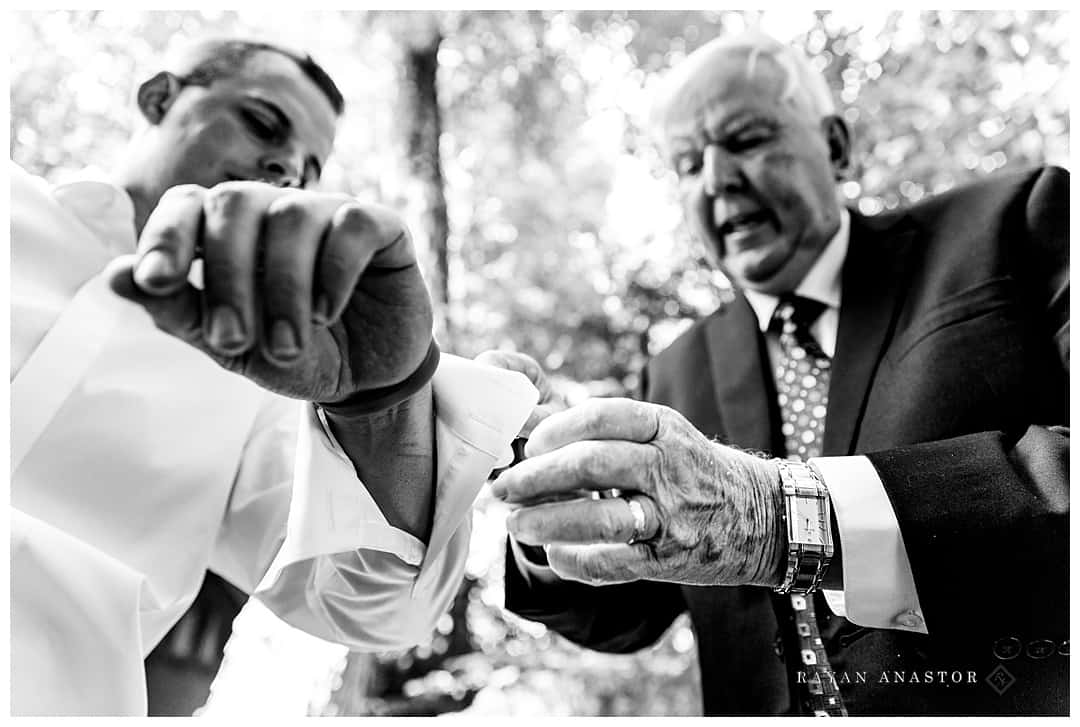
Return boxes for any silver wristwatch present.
[774,459,834,594]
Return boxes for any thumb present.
[105,255,207,350]
[521,403,564,440]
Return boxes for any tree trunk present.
[401,22,452,347]
[325,17,459,717]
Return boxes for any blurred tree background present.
[10,9,1069,717]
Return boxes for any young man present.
[10,38,536,715]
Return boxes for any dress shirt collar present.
[742,208,849,332]
[52,167,137,257]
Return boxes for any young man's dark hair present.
[170,38,345,115]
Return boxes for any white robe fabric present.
[9,162,538,715]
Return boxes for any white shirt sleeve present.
[811,455,929,635]
[251,355,538,651]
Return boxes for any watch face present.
[794,496,823,543]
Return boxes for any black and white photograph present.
[7,8,1069,718]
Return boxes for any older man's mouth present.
[714,207,773,247]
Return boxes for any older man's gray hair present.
[652,29,837,133]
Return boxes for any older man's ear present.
[821,114,852,181]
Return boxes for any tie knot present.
[771,295,826,333]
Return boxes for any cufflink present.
[894,609,923,629]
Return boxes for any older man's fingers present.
[507,494,661,546]
[475,350,550,394]
[477,349,570,436]
[520,404,562,439]
[133,184,206,295]
[545,543,658,586]
[475,351,560,436]
[525,398,663,458]
[491,439,659,503]
[474,350,553,436]
[474,350,541,381]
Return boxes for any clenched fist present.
[107,182,433,405]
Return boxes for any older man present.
[11,38,536,715]
[497,30,1068,715]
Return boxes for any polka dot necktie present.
[773,296,830,460]
[771,295,848,716]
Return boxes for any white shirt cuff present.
[256,354,538,594]
[416,354,539,594]
[811,455,928,635]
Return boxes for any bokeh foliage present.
[10,9,1069,717]
[10,9,1069,391]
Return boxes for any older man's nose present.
[703,145,742,196]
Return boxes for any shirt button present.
[895,609,923,628]
[1026,639,1056,659]
[993,636,1023,660]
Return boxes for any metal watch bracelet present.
[774,459,834,595]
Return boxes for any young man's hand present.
[108,181,433,404]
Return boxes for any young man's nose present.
[258,150,303,188]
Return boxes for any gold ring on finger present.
[624,496,648,545]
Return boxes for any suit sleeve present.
[866,426,1068,641]
[866,166,1069,642]
[503,538,687,653]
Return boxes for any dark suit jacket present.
[505,166,1069,715]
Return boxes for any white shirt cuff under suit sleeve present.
[811,455,928,635]
[254,354,538,650]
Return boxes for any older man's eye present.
[675,153,702,177]
[727,125,775,153]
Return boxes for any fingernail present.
[312,296,331,324]
[134,250,176,289]
[207,306,247,351]
[270,319,301,359]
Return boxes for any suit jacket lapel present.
[702,295,779,453]
[823,212,917,455]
